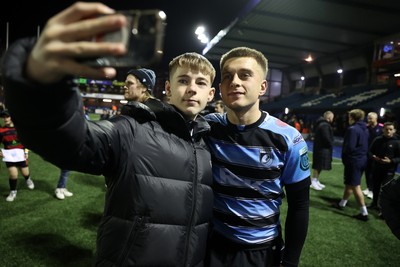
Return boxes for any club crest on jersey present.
[299,146,309,171]
[260,148,273,166]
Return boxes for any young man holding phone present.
[1,2,216,266]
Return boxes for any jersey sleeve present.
[281,130,310,185]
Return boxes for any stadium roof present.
[2,0,400,74]
[203,0,400,74]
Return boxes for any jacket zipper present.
[183,142,198,266]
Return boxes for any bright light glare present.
[195,26,205,35]
[197,33,209,43]
[301,76,305,81]
[103,99,112,103]
[284,107,289,114]
[195,26,209,44]
[337,69,343,74]
[304,55,313,62]
[380,107,385,117]
[158,11,167,20]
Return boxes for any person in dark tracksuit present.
[335,109,369,221]
[368,121,400,214]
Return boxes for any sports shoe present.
[55,188,65,200]
[362,188,370,196]
[62,188,73,197]
[367,191,373,199]
[26,178,35,190]
[6,190,17,202]
[317,180,325,189]
[353,213,369,221]
[310,179,322,190]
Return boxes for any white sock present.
[361,205,368,216]
[339,199,348,207]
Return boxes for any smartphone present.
[83,9,167,68]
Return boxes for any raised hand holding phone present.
[83,10,167,68]
[25,2,166,85]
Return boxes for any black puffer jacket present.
[1,37,213,266]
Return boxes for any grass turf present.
[0,152,399,266]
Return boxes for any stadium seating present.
[264,84,396,111]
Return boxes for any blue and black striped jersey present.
[205,111,310,245]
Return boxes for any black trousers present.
[372,167,395,207]
[205,233,283,267]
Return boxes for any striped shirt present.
[205,111,310,245]
[0,125,24,149]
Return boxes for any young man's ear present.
[259,80,268,96]
[165,80,171,96]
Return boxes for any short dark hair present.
[384,121,396,129]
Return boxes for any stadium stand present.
[360,89,400,109]
[264,84,395,112]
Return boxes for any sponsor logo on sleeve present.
[293,134,304,146]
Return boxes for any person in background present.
[124,68,156,102]
[1,2,216,266]
[299,119,308,134]
[205,47,310,267]
[83,106,90,119]
[0,110,34,202]
[379,175,400,240]
[55,169,74,200]
[289,114,302,132]
[214,100,226,114]
[110,105,118,117]
[99,108,110,120]
[368,121,400,215]
[334,109,369,221]
[363,111,383,199]
[310,111,334,190]
[55,106,89,200]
